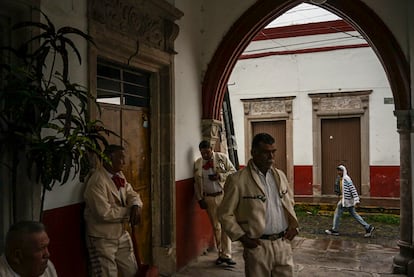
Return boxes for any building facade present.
[228,19,400,199]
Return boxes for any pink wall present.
[176,178,214,269]
[42,203,88,277]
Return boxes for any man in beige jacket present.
[218,133,299,277]
[84,144,143,277]
[194,140,237,265]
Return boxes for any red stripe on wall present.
[253,20,354,41]
[370,166,400,197]
[42,203,88,277]
[294,165,313,195]
[176,178,214,270]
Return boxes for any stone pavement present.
[173,237,407,277]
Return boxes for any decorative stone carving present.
[250,101,285,115]
[88,0,183,53]
[164,19,180,54]
[394,110,414,132]
[310,91,372,112]
[242,98,294,116]
[243,103,250,115]
[319,96,361,111]
[201,119,223,149]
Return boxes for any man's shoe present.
[223,258,236,265]
[364,226,375,238]
[325,229,339,236]
[215,257,224,265]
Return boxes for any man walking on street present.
[325,165,375,237]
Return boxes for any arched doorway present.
[201,0,411,274]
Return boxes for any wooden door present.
[321,117,361,194]
[122,108,151,264]
[252,121,287,174]
[96,62,152,263]
[98,105,152,263]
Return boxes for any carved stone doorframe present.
[309,90,371,197]
[241,97,295,184]
[87,0,183,275]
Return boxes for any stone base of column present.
[393,240,414,274]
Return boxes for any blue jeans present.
[332,200,370,231]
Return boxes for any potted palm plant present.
[0,10,115,221]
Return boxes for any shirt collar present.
[1,255,19,276]
[104,168,119,179]
[251,161,271,176]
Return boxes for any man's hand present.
[208,173,219,181]
[239,234,261,249]
[198,199,208,209]
[284,228,299,241]
[130,205,142,225]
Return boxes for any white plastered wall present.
[41,0,88,210]
[174,0,204,180]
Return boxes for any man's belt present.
[203,191,223,197]
[260,231,286,241]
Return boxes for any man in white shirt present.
[219,133,299,277]
[0,221,58,277]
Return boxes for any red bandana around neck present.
[112,174,125,190]
[202,159,214,170]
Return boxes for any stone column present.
[393,110,414,274]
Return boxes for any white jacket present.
[338,165,360,207]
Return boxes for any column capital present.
[201,119,223,149]
[394,110,414,132]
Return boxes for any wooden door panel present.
[99,105,152,264]
[252,121,287,174]
[122,108,151,264]
[99,104,122,145]
[321,118,361,194]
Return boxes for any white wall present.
[174,0,204,180]
[228,37,398,166]
[41,0,89,210]
[362,0,409,60]
[198,0,255,76]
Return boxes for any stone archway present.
[201,0,412,274]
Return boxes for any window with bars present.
[97,61,150,107]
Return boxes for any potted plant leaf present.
[0,10,116,221]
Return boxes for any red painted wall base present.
[42,203,88,277]
[370,166,400,197]
[176,178,214,270]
